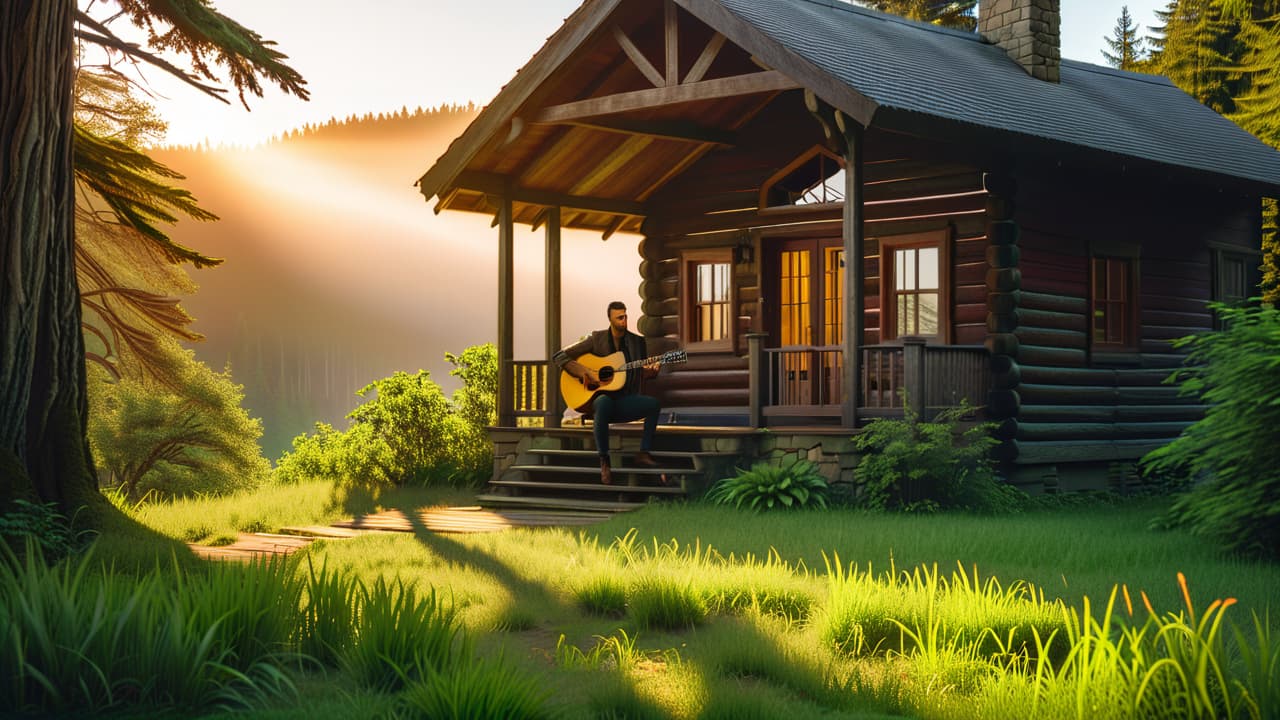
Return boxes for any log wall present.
[994,169,1260,484]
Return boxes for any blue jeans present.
[592,392,659,458]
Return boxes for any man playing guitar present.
[553,301,661,484]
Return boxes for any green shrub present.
[852,400,1016,512]
[1143,302,1280,559]
[397,657,555,720]
[705,456,830,511]
[275,344,497,488]
[87,341,271,500]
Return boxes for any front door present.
[766,237,844,407]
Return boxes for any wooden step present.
[490,479,685,495]
[509,463,696,476]
[527,449,738,460]
[475,494,648,512]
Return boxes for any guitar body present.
[560,351,628,412]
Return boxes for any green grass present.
[64,484,1280,719]
[114,479,473,547]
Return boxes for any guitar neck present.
[619,354,668,371]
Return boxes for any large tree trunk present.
[1,0,100,513]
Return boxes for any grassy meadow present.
[12,480,1265,719]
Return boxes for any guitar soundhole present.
[598,367,615,384]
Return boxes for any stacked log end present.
[983,172,1021,462]
[637,229,680,342]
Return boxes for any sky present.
[131,0,1169,149]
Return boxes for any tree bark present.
[1,0,100,512]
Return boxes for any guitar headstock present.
[660,350,688,366]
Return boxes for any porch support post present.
[497,185,516,428]
[545,207,565,427]
[746,332,769,428]
[842,124,865,428]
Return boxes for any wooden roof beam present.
[533,70,801,124]
[613,25,664,88]
[452,170,648,218]
[532,116,736,146]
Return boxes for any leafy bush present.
[1143,302,1280,559]
[852,400,1016,512]
[275,344,496,488]
[87,340,271,500]
[705,456,830,511]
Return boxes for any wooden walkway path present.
[186,506,612,561]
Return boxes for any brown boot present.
[634,451,659,467]
[600,457,612,485]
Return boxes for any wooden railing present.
[861,339,989,418]
[747,335,988,425]
[511,360,550,426]
[760,345,843,417]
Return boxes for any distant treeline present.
[166,103,480,151]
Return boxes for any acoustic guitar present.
[559,349,687,412]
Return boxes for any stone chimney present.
[979,0,1061,83]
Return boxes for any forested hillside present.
[153,106,641,455]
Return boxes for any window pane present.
[1109,260,1126,302]
[897,249,916,290]
[918,247,938,289]
[919,293,938,335]
[898,295,912,336]
[715,264,729,302]
[1093,259,1107,300]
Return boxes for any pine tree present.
[1,1,306,517]
[857,0,978,30]
[1147,0,1238,112]
[1103,6,1148,69]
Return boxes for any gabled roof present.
[707,0,1280,193]
[418,0,1280,221]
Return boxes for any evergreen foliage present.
[1142,0,1280,301]
[856,0,978,30]
[852,401,1017,512]
[1102,6,1149,69]
[274,345,497,488]
[1148,0,1238,113]
[1143,303,1280,560]
[87,339,271,500]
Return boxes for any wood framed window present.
[879,229,951,343]
[682,249,733,350]
[1090,255,1137,350]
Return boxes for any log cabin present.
[416,0,1280,507]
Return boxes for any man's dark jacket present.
[553,329,650,395]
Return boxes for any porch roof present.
[416,0,1280,234]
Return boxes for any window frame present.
[758,145,846,210]
[680,248,735,352]
[878,228,952,344]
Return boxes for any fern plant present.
[706,457,830,511]
[853,398,1012,512]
